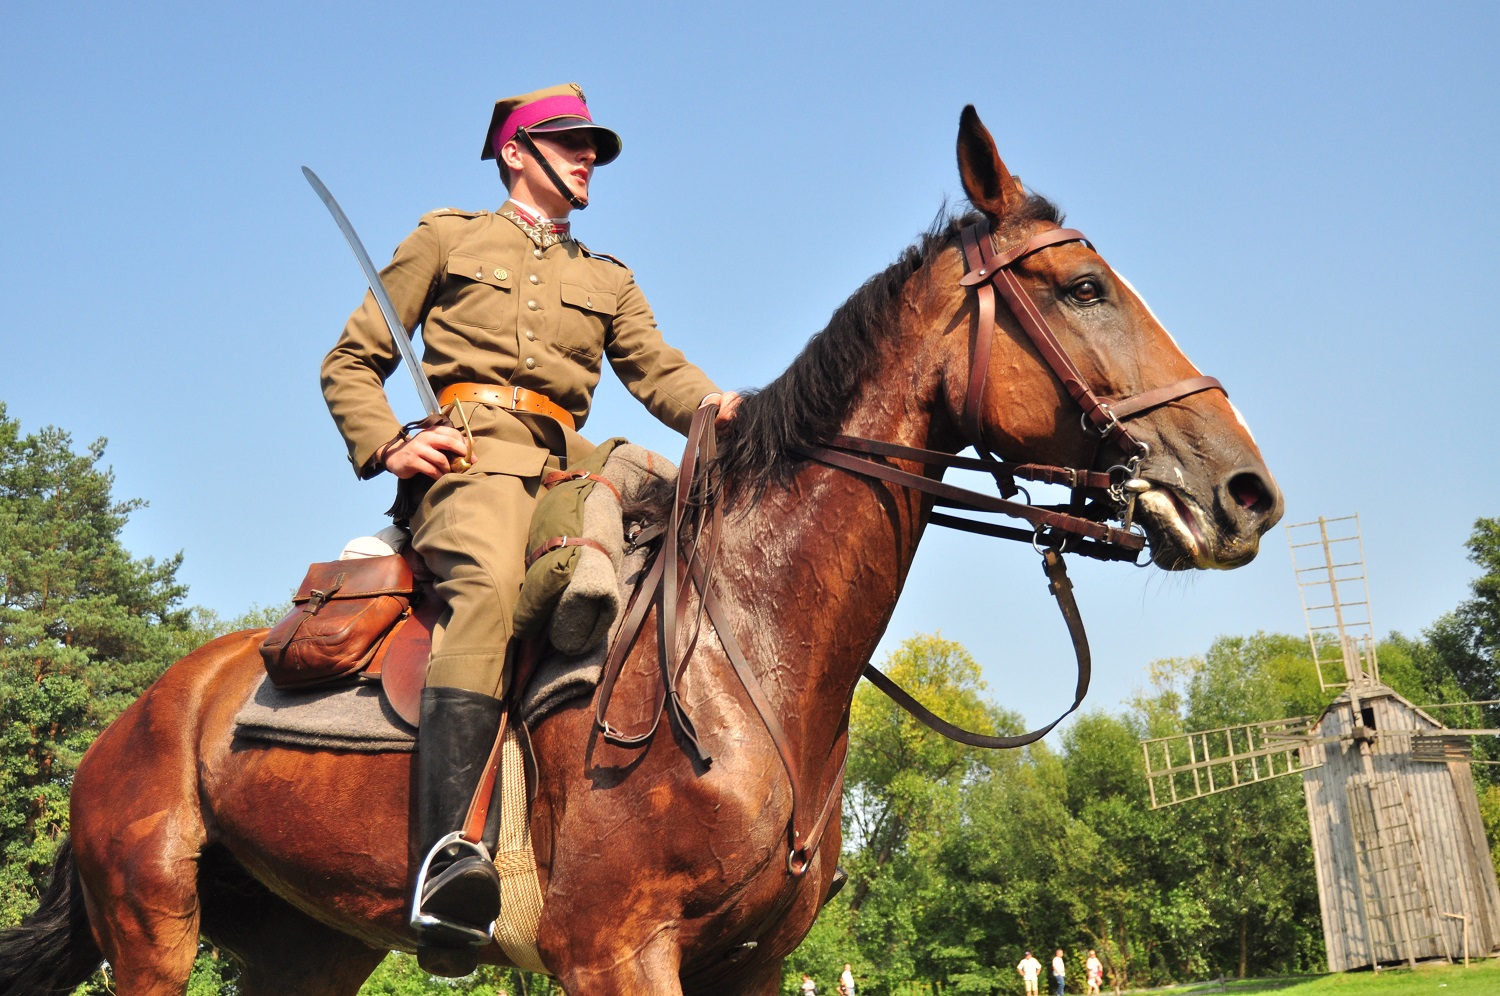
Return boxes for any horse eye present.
[1069,279,1103,303]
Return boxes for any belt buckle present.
[511,386,522,412]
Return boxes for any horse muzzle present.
[1134,462,1282,570]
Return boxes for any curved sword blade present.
[302,166,441,416]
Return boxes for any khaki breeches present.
[408,469,547,697]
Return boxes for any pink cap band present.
[493,94,593,155]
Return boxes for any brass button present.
[525,330,537,341]
[586,296,593,307]
[527,300,539,310]
[528,274,540,284]
[494,268,508,280]
[533,248,544,259]
[524,357,536,369]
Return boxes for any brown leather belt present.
[438,382,576,430]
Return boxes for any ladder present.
[1347,774,1451,966]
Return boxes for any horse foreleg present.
[550,925,685,996]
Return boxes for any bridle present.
[793,218,1227,750]
[593,217,1228,886]
[803,219,1224,566]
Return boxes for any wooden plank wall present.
[1304,690,1500,971]
[1304,698,1365,972]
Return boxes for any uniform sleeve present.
[604,271,721,436]
[320,216,445,477]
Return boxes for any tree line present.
[1,404,1496,995]
[787,530,1500,994]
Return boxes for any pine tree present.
[0,402,194,926]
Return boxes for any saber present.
[302,166,442,417]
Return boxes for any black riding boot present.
[411,686,504,971]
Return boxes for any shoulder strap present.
[575,241,628,268]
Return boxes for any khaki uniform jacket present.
[322,203,720,478]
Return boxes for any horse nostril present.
[1227,471,1272,513]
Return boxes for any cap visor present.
[526,119,622,165]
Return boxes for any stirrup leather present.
[410,831,497,947]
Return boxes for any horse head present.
[945,106,1283,569]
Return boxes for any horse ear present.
[956,105,1026,221]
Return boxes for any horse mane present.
[715,194,1062,496]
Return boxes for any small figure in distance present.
[1017,950,1042,996]
[1051,949,1067,996]
[1085,949,1103,995]
[839,962,855,996]
[801,972,817,994]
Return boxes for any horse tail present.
[0,836,103,996]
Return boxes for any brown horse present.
[0,108,1281,995]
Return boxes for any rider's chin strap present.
[515,127,587,211]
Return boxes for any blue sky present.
[3,2,1497,732]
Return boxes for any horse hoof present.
[418,944,481,978]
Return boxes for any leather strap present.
[542,468,622,503]
[1106,375,1223,421]
[824,435,1118,492]
[690,556,848,874]
[862,548,1090,749]
[594,403,723,765]
[794,443,1145,554]
[594,550,670,747]
[514,127,587,211]
[960,225,998,456]
[460,638,544,846]
[525,535,611,569]
[593,404,850,875]
[438,382,577,430]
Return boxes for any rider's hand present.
[703,391,743,427]
[378,426,468,480]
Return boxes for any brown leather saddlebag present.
[260,555,416,689]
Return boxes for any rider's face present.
[502,130,598,216]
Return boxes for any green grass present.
[1163,959,1500,996]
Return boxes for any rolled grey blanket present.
[548,444,675,655]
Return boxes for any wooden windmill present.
[1140,515,1500,972]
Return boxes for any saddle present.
[258,441,673,727]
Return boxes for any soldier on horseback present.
[321,83,740,961]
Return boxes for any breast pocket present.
[437,252,515,331]
[556,282,616,358]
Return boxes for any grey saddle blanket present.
[233,444,676,752]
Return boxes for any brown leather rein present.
[592,219,1227,881]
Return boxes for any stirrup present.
[410,831,496,947]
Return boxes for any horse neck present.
[715,304,951,774]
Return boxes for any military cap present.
[482,83,622,166]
